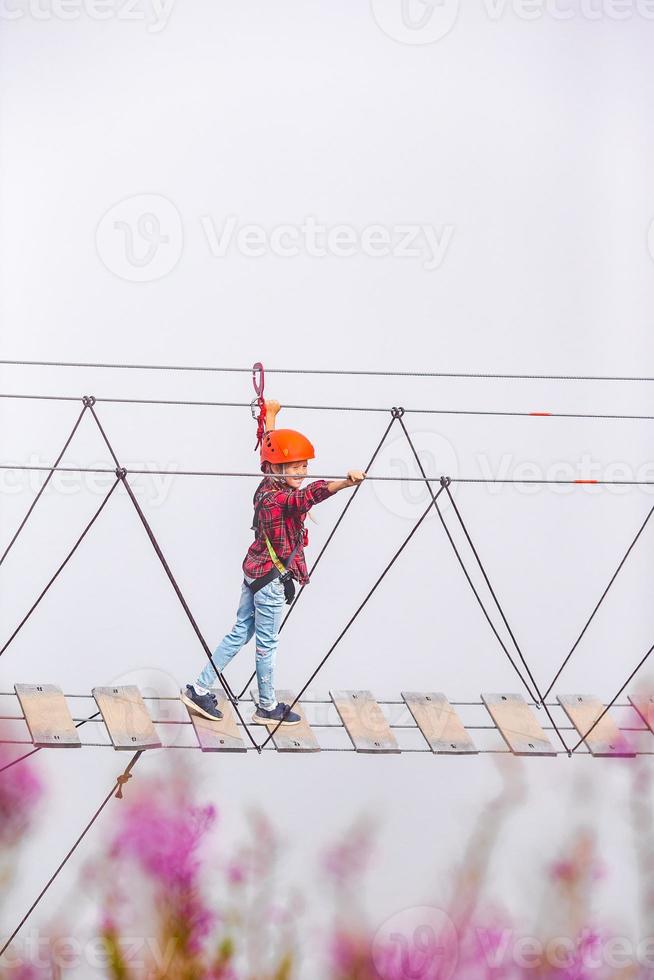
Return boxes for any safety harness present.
[246,495,302,605]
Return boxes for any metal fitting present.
[391,406,405,419]
[439,475,451,488]
[115,467,127,479]
[82,395,96,407]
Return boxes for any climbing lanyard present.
[264,533,288,576]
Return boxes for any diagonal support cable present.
[441,482,568,751]
[117,473,258,743]
[0,746,40,774]
[86,402,242,708]
[442,484,540,694]
[401,415,568,749]
[0,401,90,567]
[0,751,142,960]
[569,639,654,754]
[0,480,120,658]
[87,399,121,469]
[236,412,399,700]
[260,486,446,749]
[87,400,236,703]
[544,501,654,699]
[395,413,541,708]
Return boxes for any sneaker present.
[252,701,301,726]
[181,684,223,721]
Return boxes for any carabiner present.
[252,362,265,399]
[252,362,266,451]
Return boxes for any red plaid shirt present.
[243,477,334,585]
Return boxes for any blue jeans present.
[195,575,286,710]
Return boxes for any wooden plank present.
[250,689,320,752]
[402,692,477,754]
[14,684,81,748]
[92,685,161,750]
[330,690,400,754]
[628,694,654,734]
[557,694,634,757]
[482,693,556,756]
[185,692,247,752]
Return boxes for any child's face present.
[281,460,308,488]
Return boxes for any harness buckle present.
[279,570,296,605]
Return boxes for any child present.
[182,400,366,726]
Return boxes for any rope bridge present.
[1,685,653,758]
[1,359,653,959]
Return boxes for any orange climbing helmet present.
[260,429,315,467]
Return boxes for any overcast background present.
[1,1,654,975]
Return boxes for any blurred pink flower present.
[549,831,605,888]
[331,928,455,980]
[110,794,216,889]
[8,968,42,980]
[322,820,375,888]
[226,860,247,886]
[550,859,576,883]
[329,929,368,974]
[0,747,42,846]
[108,782,218,954]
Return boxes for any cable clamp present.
[82,395,96,407]
[115,467,127,479]
[440,475,451,488]
[391,406,405,419]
